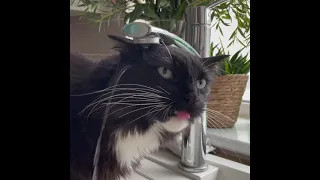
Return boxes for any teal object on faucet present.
[123,22,151,38]
[123,22,200,57]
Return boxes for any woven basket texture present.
[207,74,249,128]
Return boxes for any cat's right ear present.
[201,55,229,70]
[108,35,142,54]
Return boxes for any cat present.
[70,35,228,180]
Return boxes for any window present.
[210,9,250,104]
[242,72,250,103]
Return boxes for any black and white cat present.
[70,35,228,180]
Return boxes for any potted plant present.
[71,0,250,46]
[207,43,250,128]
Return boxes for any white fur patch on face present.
[115,123,163,168]
[159,116,189,133]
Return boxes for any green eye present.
[158,67,173,79]
[197,79,206,89]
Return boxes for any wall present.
[70,16,124,59]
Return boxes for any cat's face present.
[105,36,227,133]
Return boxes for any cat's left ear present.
[201,55,229,70]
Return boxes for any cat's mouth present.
[174,111,191,121]
[157,110,192,133]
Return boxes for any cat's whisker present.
[208,116,234,129]
[77,83,172,117]
[71,83,169,96]
[206,115,239,161]
[206,112,234,127]
[108,102,163,119]
[206,103,239,108]
[148,102,172,124]
[92,65,130,175]
[205,109,235,126]
[122,84,168,95]
[128,105,167,125]
[107,104,136,116]
[155,102,173,124]
[205,114,242,164]
[206,116,220,128]
[156,86,170,95]
[210,114,234,128]
[70,84,120,96]
[209,137,230,159]
[132,106,160,125]
[163,104,172,122]
[99,92,168,115]
[154,33,173,61]
[114,99,163,104]
[160,105,169,123]
[89,88,170,106]
[118,104,164,118]
[205,108,232,118]
[206,116,227,129]
[207,118,242,163]
[81,92,169,115]
[80,94,157,116]
[86,101,165,120]
[101,101,167,107]
[84,93,167,119]
[90,91,170,107]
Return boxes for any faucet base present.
[178,162,208,173]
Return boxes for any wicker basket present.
[207,74,249,128]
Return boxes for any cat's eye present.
[197,79,206,89]
[158,67,173,79]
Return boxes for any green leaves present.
[223,49,250,75]
[157,0,171,9]
[76,0,250,53]
[210,42,220,57]
[129,4,144,22]
[175,1,188,20]
[144,5,160,19]
[210,0,250,49]
[209,43,250,75]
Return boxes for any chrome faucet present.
[117,0,230,174]
[178,0,230,173]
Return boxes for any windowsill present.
[207,102,250,156]
[242,89,250,103]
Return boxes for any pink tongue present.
[176,111,191,120]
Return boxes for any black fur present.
[70,35,228,180]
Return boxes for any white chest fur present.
[115,123,162,168]
[115,117,189,168]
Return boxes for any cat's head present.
[104,35,228,133]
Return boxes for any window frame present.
[242,72,250,103]
[240,72,250,118]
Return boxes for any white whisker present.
[118,104,164,118]
[92,65,130,179]
[148,104,170,124]
[156,86,170,95]
[71,83,169,96]
[81,92,170,116]
[155,33,173,61]
[128,105,166,125]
